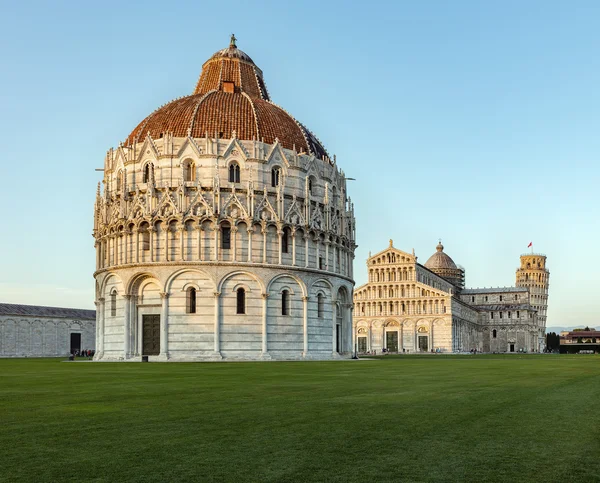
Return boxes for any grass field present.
[1,355,599,482]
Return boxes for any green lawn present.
[1,356,599,482]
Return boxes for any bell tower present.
[516,253,549,347]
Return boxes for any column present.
[315,237,320,269]
[400,324,404,353]
[262,228,267,263]
[302,296,309,357]
[261,293,269,356]
[331,298,337,354]
[213,292,221,355]
[160,292,169,359]
[149,227,155,262]
[277,230,283,265]
[123,294,131,359]
[231,227,238,262]
[430,321,434,352]
[179,224,185,261]
[304,235,309,268]
[214,227,219,261]
[95,298,105,358]
[247,228,253,262]
[197,224,202,261]
[292,229,297,266]
[325,241,330,271]
[350,305,355,356]
[332,245,337,273]
[165,226,170,262]
[414,326,418,352]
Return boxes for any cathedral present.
[353,241,549,354]
[93,37,356,361]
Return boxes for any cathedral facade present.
[93,38,356,361]
[353,241,549,354]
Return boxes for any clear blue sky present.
[0,0,598,329]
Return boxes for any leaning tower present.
[516,254,549,349]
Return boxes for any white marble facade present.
[93,40,356,361]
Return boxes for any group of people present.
[69,349,95,360]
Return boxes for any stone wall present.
[0,316,95,357]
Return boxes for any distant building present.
[0,303,96,357]
[559,329,600,354]
[353,241,549,353]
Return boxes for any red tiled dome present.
[125,38,328,159]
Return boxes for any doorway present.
[386,331,398,352]
[418,335,428,352]
[358,337,367,353]
[336,324,341,353]
[70,333,81,354]
[510,343,515,353]
[142,315,161,356]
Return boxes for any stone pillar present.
[325,241,330,271]
[302,296,309,357]
[332,245,337,273]
[292,229,297,266]
[261,293,270,358]
[213,292,221,356]
[430,321,434,352]
[165,226,170,262]
[179,224,185,261]
[331,298,337,355]
[149,227,155,262]
[304,235,309,268]
[95,298,105,359]
[160,292,169,359]
[400,323,404,352]
[214,227,219,261]
[247,228,253,262]
[124,294,133,359]
[262,227,267,264]
[277,230,283,265]
[231,227,238,262]
[315,237,320,269]
[197,224,202,261]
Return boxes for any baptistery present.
[93,37,356,361]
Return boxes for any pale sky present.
[0,0,598,329]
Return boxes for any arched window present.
[492,329,497,339]
[229,163,240,183]
[271,167,281,187]
[282,228,289,254]
[317,293,324,318]
[221,224,231,250]
[186,287,197,314]
[236,288,245,314]
[110,291,117,317]
[116,171,123,192]
[183,160,195,182]
[308,177,314,195]
[141,225,150,251]
[143,163,153,183]
[281,290,290,316]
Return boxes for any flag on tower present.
[527,242,532,248]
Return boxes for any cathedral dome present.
[125,36,328,159]
[424,242,458,270]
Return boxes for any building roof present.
[561,331,600,338]
[0,303,95,320]
[462,287,528,294]
[471,304,533,311]
[424,242,458,270]
[125,38,329,160]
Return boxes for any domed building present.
[93,36,356,361]
[423,241,465,290]
[353,240,548,354]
